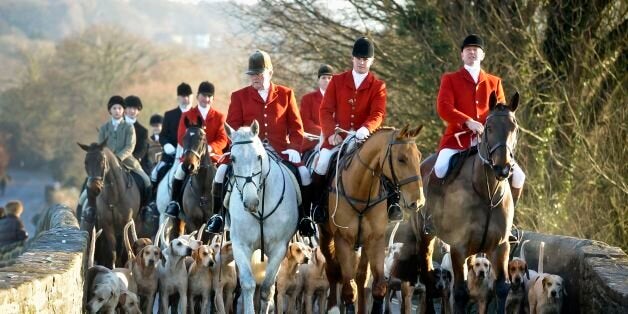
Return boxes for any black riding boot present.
[310,173,328,223]
[423,171,443,236]
[165,177,184,218]
[206,182,225,234]
[298,184,316,237]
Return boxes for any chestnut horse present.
[318,126,425,314]
[418,92,520,313]
[78,140,144,268]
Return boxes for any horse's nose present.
[245,198,259,211]
[494,165,511,181]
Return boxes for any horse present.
[317,126,425,314]
[180,116,217,238]
[78,139,145,268]
[225,121,299,314]
[418,92,520,313]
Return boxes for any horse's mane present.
[86,143,122,168]
[492,103,511,113]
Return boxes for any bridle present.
[352,130,422,208]
[229,140,271,202]
[477,110,518,178]
[86,150,107,184]
[183,127,208,160]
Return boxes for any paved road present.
[0,168,55,237]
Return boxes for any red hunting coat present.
[437,67,505,150]
[320,71,386,149]
[177,106,228,163]
[227,83,304,162]
[300,89,323,152]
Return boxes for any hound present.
[210,236,237,314]
[298,246,329,314]
[188,224,215,313]
[276,241,312,313]
[157,225,194,313]
[467,253,494,314]
[528,242,566,314]
[506,240,531,314]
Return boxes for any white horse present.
[155,149,183,243]
[225,121,299,314]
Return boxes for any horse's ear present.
[509,92,520,112]
[399,125,409,137]
[184,116,190,128]
[225,123,235,139]
[196,116,203,127]
[98,137,108,149]
[77,142,90,151]
[250,120,259,136]
[409,125,423,138]
[489,91,498,111]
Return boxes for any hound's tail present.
[538,242,545,274]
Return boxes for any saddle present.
[443,146,478,183]
[128,171,148,206]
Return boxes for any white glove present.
[355,127,370,140]
[328,134,342,146]
[281,149,302,163]
[163,143,176,155]
[464,119,485,134]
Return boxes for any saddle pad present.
[445,146,478,182]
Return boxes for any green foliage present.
[247,0,627,250]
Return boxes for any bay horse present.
[418,92,520,313]
[225,121,299,314]
[180,116,217,237]
[78,139,144,268]
[318,126,425,314]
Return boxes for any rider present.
[98,96,152,193]
[124,95,150,173]
[311,37,399,221]
[432,34,525,238]
[148,114,163,142]
[150,83,194,192]
[164,81,229,218]
[300,64,334,154]
[205,50,316,237]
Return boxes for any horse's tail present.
[538,241,545,274]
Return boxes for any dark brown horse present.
[318,126,425,314]
[78,140,145,268]
[180,117,216,237]
[418,92,520,313]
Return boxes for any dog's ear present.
[542,276,549,291]
[119,292,127,305]
[446,270,452,282]
[192,247,200,263]
[135,247,146,269]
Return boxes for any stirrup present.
[298,217,316,237]
[206,215,224,234]
[312,204,327,223]
[387,203,403,222]
[165,201,180,218]
[509,225,522,243]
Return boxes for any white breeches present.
[174,164,186,180]
[434,148,525,188]
[314,146,341,176]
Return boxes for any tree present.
[240,0,627,249]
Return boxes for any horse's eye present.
[231,157,236,163]
[486,126,491,132]
[257,155,262,161]
[397,158,406,163]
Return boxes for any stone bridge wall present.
[516,232,628,313]
[0,204,88,313]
